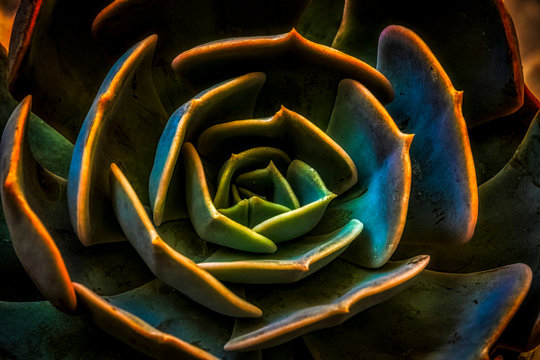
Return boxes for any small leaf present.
[251,160,336,243]
[199,219,362,284]
[213,147,291,209]
[183,142,277,253]
[198,106,357,195]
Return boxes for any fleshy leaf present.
[251,160,336,243]
[332,0,524,126]
[183,142,277,253]
[92,0,309,113]
[74,281,245,360]
[156,219,217,263]
[199,219,363,284]
[68,35,168,246]
[295,0,344,46]
[198,106,357,195]
[469,86,539,184]
[394,111,540,351]
[304,264,532,360]
[225,255,429,351]
[213,147,291,209]
[110,163,262,318]
[234,161,300,210]
[149,72,266,226]
[377,25,478,245]
[0,96,157,302]
[172,29,393,130]
[0,96,76,312]
[321,79,412,268]
[8,0,114,142]
[0,299,145,359]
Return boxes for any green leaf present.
[197,106,357,195]
[150,72,266,225]
[199,219,362,284]
[183,142,277,253]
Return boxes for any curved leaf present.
[198,106,357,195]
[225,255,429,351]
[68,35,168,246]
[321,79,412,268]
[110,163,262,318]
[395,111,540,351]
[172,29,393,130]
[199,219,362,284]
[149,72,266,226]
[0,96,76,312]
[304,264,531,360]
[0,96,155,301]
[0,299,146,359]
[8,0,114,141]
[377,25,478,245]
[332,0,524,126]
[183,142,277,254]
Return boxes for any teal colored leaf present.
[377,25,478,245]
[331,0,524,126]
[225,256,429,351]
[75,280,260,360]
[395,111,540,351]
[304,264,532,360]
[321,79,412,268]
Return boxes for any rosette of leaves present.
[0,1,538,359]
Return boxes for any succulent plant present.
[0,1,539,359]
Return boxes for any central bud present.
[183,107,357,253]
